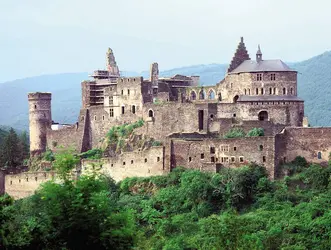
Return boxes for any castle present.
[3,37,331,199]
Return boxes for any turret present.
[150,62,159,87]
[28,92,52,156]
[256,45,262,62]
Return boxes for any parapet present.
[28,92,52,101]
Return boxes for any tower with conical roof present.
[227,37,250,73]
[106,48,120,76]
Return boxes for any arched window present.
[148,109,154,117]
[261,88,264,95]
[248,89,251,95]
[208,89,215,100]
[283,88,286,95]
[132,105,136,114]
[290,88,293,95]
[273,88,276,95]
[256,88,259,95]
[233,95,239,103]
[258,111,268,121]
[244,89,247,95]
[190,91,197,100]
[317,152,322,159]
[269,88,272,95]
[199,90,206,100]
[34,105,37,109]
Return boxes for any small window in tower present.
[248,89,251,95]
[121,106,125,115]
[256,88,259,95]
[34,105,37,109]
[269,88,272,95]
[94,116,97,121]
[263,156,266,162]
[259,145,263,151]
[157,157,160,162]
[210,146,215,154]
[234,146,237,151]
[188,157,192,162]
[233,113,236,117]
[290,88,294,95]
[283,88,286,95]
[261,88,264,95]
[231,156,235,162]
[131,160,134,164]
[244,89,247,95]
[110,108,114,117]
[121,90,124,95]
[102,115,105,121]
[211,157,215,163]
[145,158,148,163]
[123,162,126,165]
[318,152,322,159]
[132,105,136,114]
[239,156,244,163]
[128,89,130,95]
[201,153,205,159]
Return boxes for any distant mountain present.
[0,52,330,130]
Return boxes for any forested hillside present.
[0,51,330,130]
[1,153,331,249]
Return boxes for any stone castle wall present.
[5,171,57,199]
[81,146,166,182]
[171,136,277,178]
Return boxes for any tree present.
[1,128,21,167]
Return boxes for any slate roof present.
[238,95,303,102]
[229,59,296,74]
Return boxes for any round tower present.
[28,92,52,156]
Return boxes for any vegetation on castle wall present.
[247,127,265,137]
[78,148,103,160]
[107,119,144,144]
[223,128,246,138]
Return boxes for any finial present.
[256,44,262,62]
[240,37,244,43]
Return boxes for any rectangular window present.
[210,146,215,154]
[211,157,215,163]
[271,73,276,81]
[128,89,130,95]
[220,145,229,152]
[201,153,205,159]
[257,73,262,81]
[121,106,125,115]
[263,156,266,162]
[239,156,244,163]
[233,147,237,151]
[110,108,114,117]
[231,156,235,162]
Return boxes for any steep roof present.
[229,59,296,74]
[227,37,251,73]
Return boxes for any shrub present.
[79,149,103,159]
[152,141,162,147]
[246,127,264,137]
[43,149,55,162]
[223,128,245,139]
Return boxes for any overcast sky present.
[1,0,330,82]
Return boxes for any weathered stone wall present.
[5,171,57,199]
[275,127,331,167]
[218,71,298,103]
[81,146,166,182]
[171,136,277,178]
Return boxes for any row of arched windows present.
[244,87,295,96]
[190,89,216,100]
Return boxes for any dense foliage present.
[2,153,331,249]
[0,128,29,167]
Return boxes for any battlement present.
[28,92,51,101]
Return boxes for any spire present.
[256,44,262,62]
[150,62,159,86]
[227,37,250,73]
[106,48,120,76]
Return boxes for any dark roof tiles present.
[229,59,295,74]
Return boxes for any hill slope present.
[0,52,330,130]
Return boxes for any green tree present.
[1,128,21,167]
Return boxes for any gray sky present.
[1,0,330,82]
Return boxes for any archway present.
[208,89,215,100]
[199,90,206,100]
[148,109,154,117]
[233,95,239,103]
[190,91,197,100]
[258,111,268,121]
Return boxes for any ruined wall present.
[5,171,57,199]
[275,127,331,167]
[171,136,276,178]
[81,146,166,182]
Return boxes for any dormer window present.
[271,74,276,81]
[257,73,262,81]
